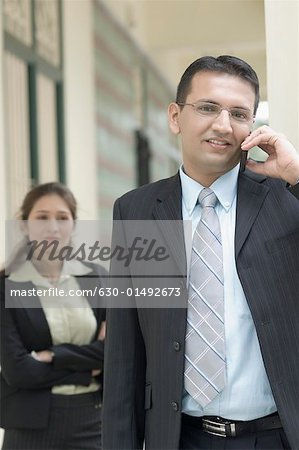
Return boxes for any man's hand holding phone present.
[241,125,299,185]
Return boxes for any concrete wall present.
[63,0,99,219]
[0,0,7,265]
[264,0,299,150]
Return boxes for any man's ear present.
[168,102,181,135]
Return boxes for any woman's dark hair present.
[176,55,260,114]
[19,182,77,220]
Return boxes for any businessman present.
[103,56,299,449]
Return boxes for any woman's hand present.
[90,322,106,376]
[97,321,106,341]
[31,350,54,363]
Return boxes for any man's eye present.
[197,104,217,113]
[231,110,247,120]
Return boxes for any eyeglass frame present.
[176,101,255,124]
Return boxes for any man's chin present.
[203,154,240,172]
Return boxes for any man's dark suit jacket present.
[103,170,299,450]
[0,262,106,429]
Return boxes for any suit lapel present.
[235,171,269,258]
[13,281,53,347]
[152,174,187,279]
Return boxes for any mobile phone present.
[239,150,248,172]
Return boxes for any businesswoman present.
[0,182,106,449]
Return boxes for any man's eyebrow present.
[197,98,219,104]
[197,98,251,111]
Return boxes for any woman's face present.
[26,194,74,255]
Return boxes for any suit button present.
[173,341,181,351]
[171,401,179,411]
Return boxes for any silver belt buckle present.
[202,417,236,438]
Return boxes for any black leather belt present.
[182,413,282,438]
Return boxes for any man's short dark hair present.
[176,55,260,114]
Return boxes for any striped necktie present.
[184,187,226,407]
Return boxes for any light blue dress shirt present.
[180,165,277,420]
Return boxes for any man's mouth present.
[206,138,230,148]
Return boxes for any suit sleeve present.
[0,277,91,390]
[51,339,104,371]
[102,199,146,450]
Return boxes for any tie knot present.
[198,188,217,208]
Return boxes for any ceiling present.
[101,0,267,100]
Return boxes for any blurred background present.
[0,0,298,263]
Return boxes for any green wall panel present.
[93,1,180,218]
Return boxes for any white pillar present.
[63,0,98,219]
[264,0,299,151]
[0,1,7,265]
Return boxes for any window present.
[3,0,64,215]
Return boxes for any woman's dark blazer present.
[0,262,107,429]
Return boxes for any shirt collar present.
[179,163,239,215]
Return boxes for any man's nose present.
[212,109,233,133]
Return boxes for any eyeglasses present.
[177,101,254,123]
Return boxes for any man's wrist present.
[287,179,299,198]
[287,176,299,187]
[286,157,299,185]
